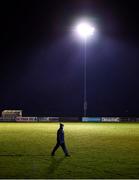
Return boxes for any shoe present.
[65,154,71,157]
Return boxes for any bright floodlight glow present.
[75,21,95,39]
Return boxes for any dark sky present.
[0,0,139,117]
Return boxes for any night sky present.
[0,0,139,117]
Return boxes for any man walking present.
[51,123,70,157]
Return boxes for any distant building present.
[2,110,22,121]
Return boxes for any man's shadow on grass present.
[46,156,65,177]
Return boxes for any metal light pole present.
[75,21,95,117]
[84,38,87,117]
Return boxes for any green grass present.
[0,122,139,179]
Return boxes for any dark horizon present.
[1,0,139,117]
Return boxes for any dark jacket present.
[57,128,64,144]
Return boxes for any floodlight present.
[75,21,95,39]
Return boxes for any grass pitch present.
[0,122,139,179]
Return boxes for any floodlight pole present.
[83,38,87,117]
[75,21,94,117]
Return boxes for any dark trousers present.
[51,142,68,155]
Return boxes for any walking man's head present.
[60,123,64,129]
